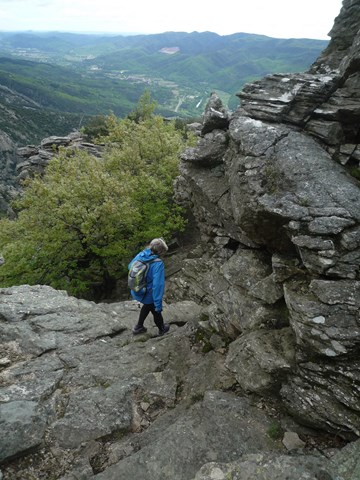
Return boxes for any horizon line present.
[0,29,331,41]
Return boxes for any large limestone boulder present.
[191,454,330,480]
[0,130,18,216]
[92,391,283,480]
[201,91,231,135]
[226,328,296,393]
[191,440,360,480]
[15,132,104,181]
[170,0,360,441]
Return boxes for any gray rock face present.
[191,454,331,480]
[280,278,360,438]
[170,0,360,440]
[2,285,354,480]
[15,132,104,181]
[311,0,360,72]
[332,439,360,480]
[1,1,359,478]
[192,439,360,480]
[0,400,47,462]
[284,279,359,357]
[93,391,283,480]
[238,73,337,128]
[0,284,285,479]
[201,92,231,135]
[226,328,296,393]
[0,131,18,216]
[180,129,229,166]
[0,131,105,216]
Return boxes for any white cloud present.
[0,0,344,39]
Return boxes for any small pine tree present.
[127,90,157,123]
[82,114,110,141]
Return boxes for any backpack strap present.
[139,257,162,302]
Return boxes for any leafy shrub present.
[82,114,110,141]
[0,96,190,298]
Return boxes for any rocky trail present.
[0,285,358,480]
[1,1,360,478]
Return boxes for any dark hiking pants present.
[138,303,164,330]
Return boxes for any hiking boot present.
[158,323,170,336]
[132,325,147,335]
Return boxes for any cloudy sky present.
[0,0,343,39]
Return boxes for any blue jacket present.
[128,248,165,311]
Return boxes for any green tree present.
[0,105,190,298]
[82,114,110,141]
[127,90,157,123]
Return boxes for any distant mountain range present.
[0,30,328,145]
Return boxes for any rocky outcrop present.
[238,1,360,172]
[191,440,360,480]
[311,0,360,72]
[1,2,359,477]
[0,130,103,216]
[0,285,355,479]
[170,0,360,441]
[16,132,105,181]
[0,82,89,216]
[0,131,18,217]
[0,285,269,477]
[201,91,231,135]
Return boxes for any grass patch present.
[267,421,284,440]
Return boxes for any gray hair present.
[150,238,168,255]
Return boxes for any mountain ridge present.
[0,30,328,108]
[0,30,328,215]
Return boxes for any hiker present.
[129,238,170,336]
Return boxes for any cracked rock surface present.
[170,0,360,442]
[0,285,357,480]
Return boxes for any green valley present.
[0,31,328,143]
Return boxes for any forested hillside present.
[0,31,328,134]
